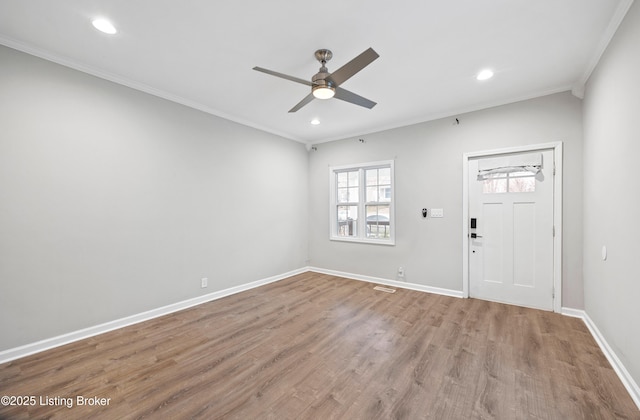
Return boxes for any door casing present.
[462,142,563,313]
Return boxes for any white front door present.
[468,150,554,310]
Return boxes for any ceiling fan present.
[253,48,379,113]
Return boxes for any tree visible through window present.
[482,171,536,194]
[330,161,395,245]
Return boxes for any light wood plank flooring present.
[1,272,638,419]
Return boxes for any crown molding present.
[574,0,635,93]
[0,36,305,144]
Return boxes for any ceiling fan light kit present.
[253,47,379,112]
[312,85,335,99]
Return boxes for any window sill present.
[330,236,396,246]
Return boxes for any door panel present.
[482,203,503,284]
[468,150,554,310]
[513,202,535,287]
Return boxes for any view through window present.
[331,161,394,244]
[482,171,536,194]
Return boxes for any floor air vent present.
[373,285,396,293]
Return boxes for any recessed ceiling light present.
[476,69,494,81]
[92,18,117,35]
[310,119,321,125]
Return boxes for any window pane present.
[483,178,507,194]
[337,188,349,203]
[482,172,535,193]
[337,205,358,237]
[337,182,360,202]
[379,167,391,185]
[348,171,359,187]
[509,176,535,192]
[366,186,378,202]
[337,172,348,188]
[366,168,378,186]
[379,186,391,202]
[338,205,358,221]
[366,205,390,239]
[348,187,359,202]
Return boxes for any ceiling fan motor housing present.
[312,51,334,99]
[312,71,333,88]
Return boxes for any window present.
[330,160,394,245]
[477,152,541,194]
[482,171,536,194]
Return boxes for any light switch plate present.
[431,208,444,218]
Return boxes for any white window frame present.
[329,160,395,245]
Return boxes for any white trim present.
[582,313,640,409]
[553,143,563,313]
[309,266,464,298]
[563,310,640,410]
[0,36,301,144]
[0,267,307,365]
[560,307,585,319]
[462,154,471,298]
[312,86,573,145]
[462,142,563,313]
[2,265,638,410]
[572,0,635,98]
[0,38,582,148]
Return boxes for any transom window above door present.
[482,172,536,193]
[476,152,542,194]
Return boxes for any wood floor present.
[0,272,637,419]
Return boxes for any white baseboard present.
[0,267,308,365]
[561,307,640,410]
[3,268,638,412]
[560,307,585,318]
[582,312,640,410]
[308,266,465,298]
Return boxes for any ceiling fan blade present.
[325,47,379,87]
[253,66,313,86]
[289,93,315,113]
[334,87,377,109]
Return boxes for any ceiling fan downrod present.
[312,49,334,98]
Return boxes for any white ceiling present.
[0,1,632,144]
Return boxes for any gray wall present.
[583,0,640,389]
[308,92,584,309]
[2,6,638,390]
[0,45,309,351]
[0,43,592,354]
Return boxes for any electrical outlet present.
[201,278,208,288]
[397,266,405,280]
